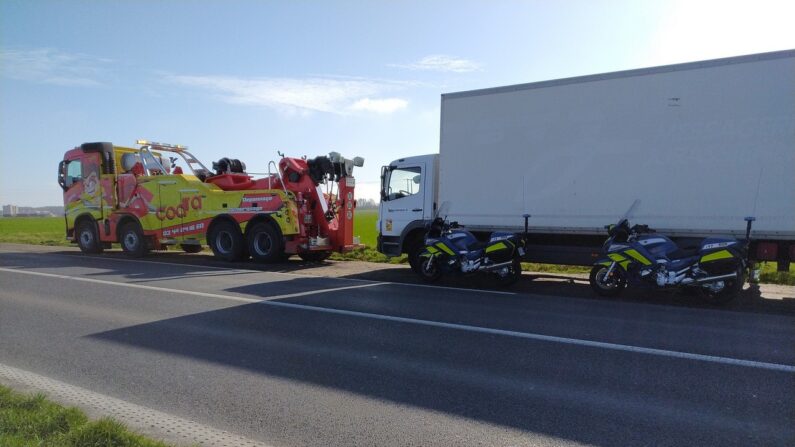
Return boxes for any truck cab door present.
[379,163,426,240]
[61,152,103,230]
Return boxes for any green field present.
[1,215,792,284]
[352,208,378,247]
[0,217,69,246]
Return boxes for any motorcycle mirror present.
[435,201,451,220]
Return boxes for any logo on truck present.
[156,195,202,221]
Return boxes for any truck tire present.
[209,221,246,262]
[407,243,424,274]
[246,222,283,263]
[298,251,331,262]
[180,244,203,253]
[76,220,103,254]
[119,221,149,257]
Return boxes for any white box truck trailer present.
[378,49,795,271]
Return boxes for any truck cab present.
[377,154,438,262]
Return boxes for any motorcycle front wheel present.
[418,253,442,282]
[589,265,627,297]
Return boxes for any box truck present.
[377,49,795,272]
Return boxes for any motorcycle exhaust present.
[479,260,514,271]
[681,272,737,285]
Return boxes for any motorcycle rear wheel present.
[700,265,744,305]
[492,258,522,288]
[589,265,627,297]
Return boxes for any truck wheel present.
[76,220,103,254]
[407,243,424,274]
[246,222,283,263]
[589,265,626,297]
[700,265,743,305]
[209,221,246,262]
[298,251,331,262]
[180,244,203,254]
[493,258,522,287]
[120,222,149,257]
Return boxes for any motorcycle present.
[416,203,528,287]
[589,216,756,304]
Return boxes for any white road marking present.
[0,362,271,447]
[0,267,383,303]
[0,248,517,295]
[2,266,793,373]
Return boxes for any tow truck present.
[57,140,364,262]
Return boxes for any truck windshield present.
[384,166,421,201]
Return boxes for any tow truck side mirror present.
[57,161,67,190]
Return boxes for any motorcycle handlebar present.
[631,224,655,233]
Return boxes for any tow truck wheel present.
[298,251,331,263]
[76,220,103,254]
[247,222,284,263]
[119,222,149,257]
[209,221,246,262]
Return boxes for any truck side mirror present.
[57,160,67,190]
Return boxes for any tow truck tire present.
[247,222,283,263]
[76,220,103,254]
[298,251,331,262]
[120,221,149,258]
[180,244,203,254]
[209,221,246,262]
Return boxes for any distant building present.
[2,204,18,217]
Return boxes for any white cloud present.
[168,75,409,115]
[0,48,110,86]
[350,98,408,114]
[390,55,481,73]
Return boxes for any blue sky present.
[1,0,793,206]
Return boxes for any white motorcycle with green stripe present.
[590,216,756,305]
[417,203,527,287]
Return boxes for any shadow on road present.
[84,284,795,447]
[5,247,790,445]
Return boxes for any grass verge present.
[0,385,168,447]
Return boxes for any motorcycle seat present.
[667,247,700,260]
[466,241,488,251]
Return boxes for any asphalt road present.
[1,245,793,446]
